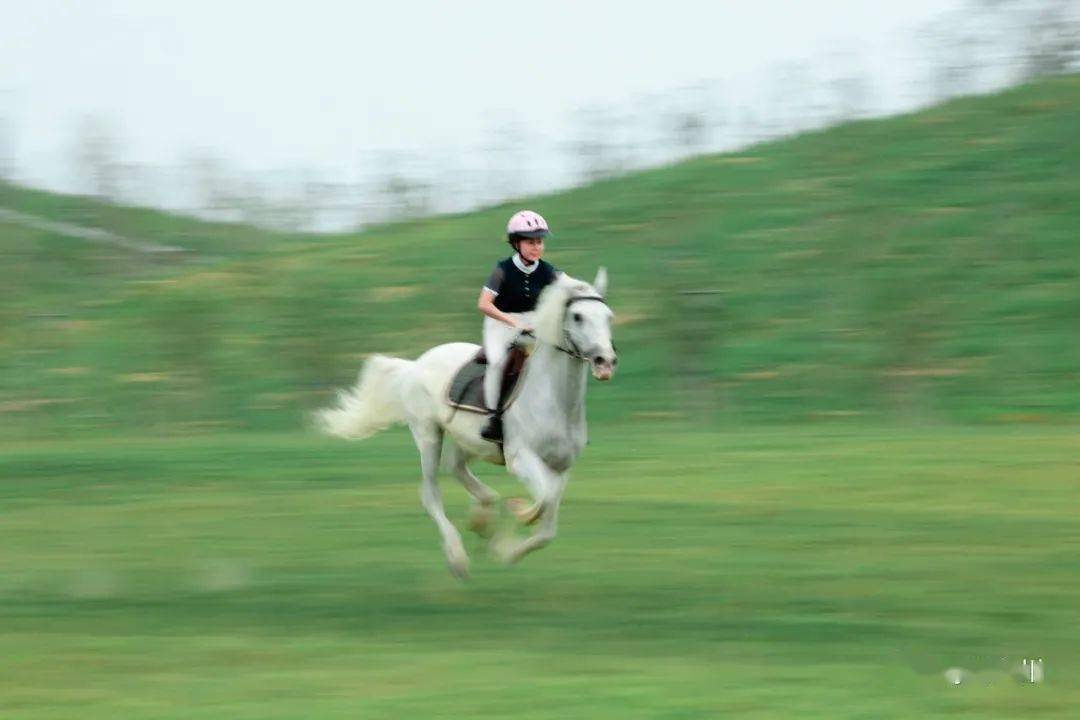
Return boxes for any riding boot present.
[480,411,503,442]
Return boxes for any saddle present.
[446,343,529,414]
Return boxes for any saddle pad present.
[446,346,527,414]
[446,354,488,414]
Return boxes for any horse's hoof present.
[444,544,470,580]
[506,497,543,526]
[447,559,470,580]
[488,535,518,566]
[467,503,496,538]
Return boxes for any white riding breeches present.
[482,312,534,411]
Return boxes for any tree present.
[766,63,817,137]
[569,104,627,183]
[0,115,12,183]
[72,115,122,199]
[823,49,875,123]
[0,89,17,184]
[967,0,1079,84]
[366,150,432,223]
[1019,0,1080,79]
[662,82,725,160]
[483,117,528,204]
[735,106,764,147]
[830,74,873,123]
[185,150,237,221]
[917,13,984,104]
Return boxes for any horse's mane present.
[533,273,596,346]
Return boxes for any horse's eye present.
[572,313,583,323]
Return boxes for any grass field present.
[2,425,1077,718]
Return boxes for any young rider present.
[476,210,560,442]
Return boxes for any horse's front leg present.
[495,449,567,564]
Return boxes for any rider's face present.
[518,237,544,263]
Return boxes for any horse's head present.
[536,267,618,381]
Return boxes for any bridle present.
[520,295,614,362]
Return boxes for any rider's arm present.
[478,288,525,328]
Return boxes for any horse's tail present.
[315,354,416,440]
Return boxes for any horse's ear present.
[593,266,608,297]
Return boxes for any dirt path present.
[0,207,187,255]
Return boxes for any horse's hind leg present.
[445,443,499,537]
[410,423,469,579]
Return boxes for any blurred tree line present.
[1,0,1075,233]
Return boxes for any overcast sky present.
[1,1,968,220]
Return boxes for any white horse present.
[315,269,617,578]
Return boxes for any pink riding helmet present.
[506,210,550,240]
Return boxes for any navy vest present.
[485,257,558,313]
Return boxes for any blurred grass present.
[1,76,1079,440]
[1,426,1077,718]
[2,64,1078,719]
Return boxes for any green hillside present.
[2,75,1078,440]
